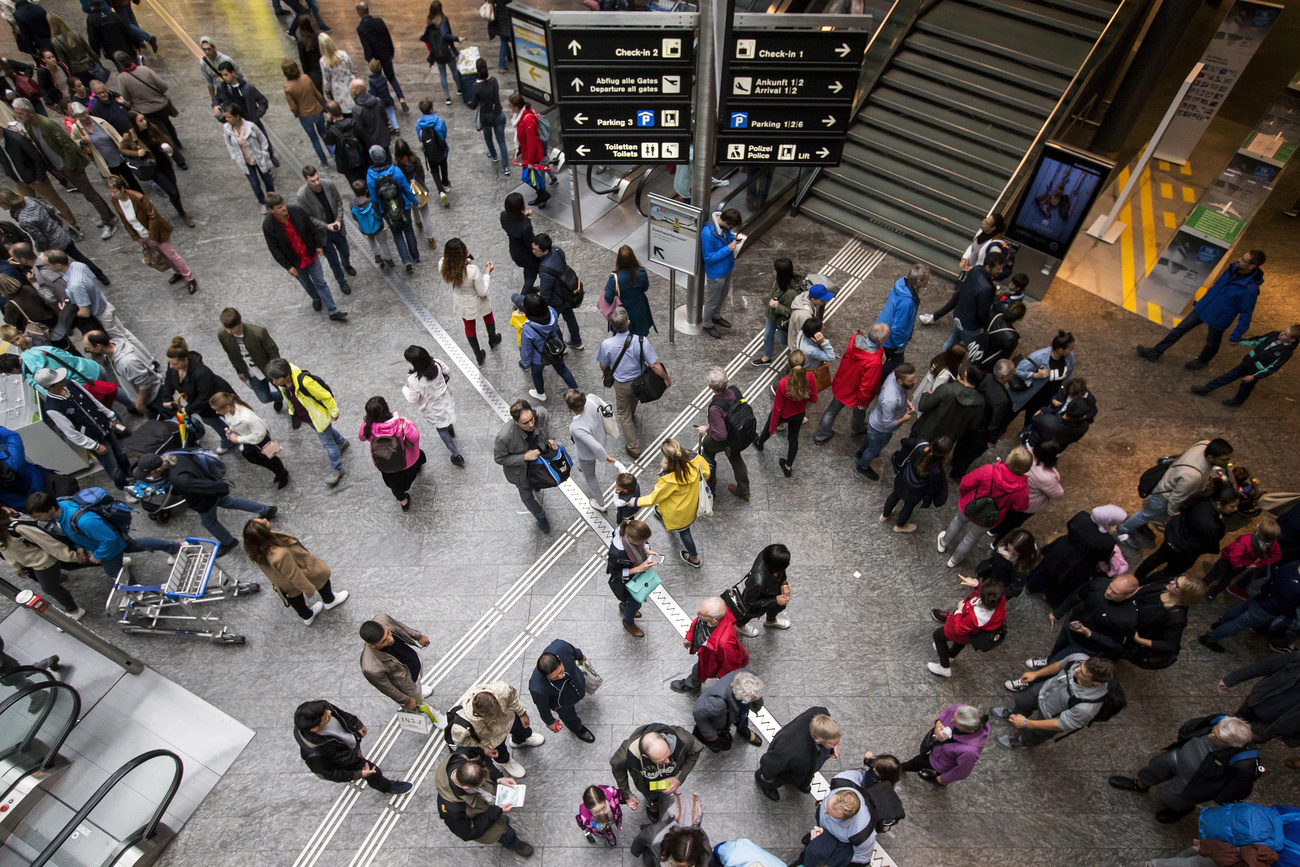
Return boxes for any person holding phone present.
[699,207,744,339]
[606,518,657,637]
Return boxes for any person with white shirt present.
[928,575,1007,677]
[400,344,462,467]
[565,388,617,511]
[209,391,289,489]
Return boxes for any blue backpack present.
[1198,803,1288,851]
[61,487,133,540]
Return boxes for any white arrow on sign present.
[575,144,590,156]
[573,113,588,124]
[816,147,830,158]
[828,81,843,94]
[834,42,851,57]
[570,76,584,91]
[567,39,582,54]
[821,115,837,127]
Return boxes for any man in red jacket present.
[671,597,749,693]
[813,322,888,444]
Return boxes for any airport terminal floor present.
[1,0,1299,866]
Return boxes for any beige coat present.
[359,613,424,705]
[69,116,122,179]
[433,751,508,844]
[254,534,329,598]
[1,522,77,571]
[440,259,493,321]
[448,682,527,751]
[283,74,327,119]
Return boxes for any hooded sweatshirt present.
[911,378,985,444]
[414,112,447,157]
[358,415,421,471]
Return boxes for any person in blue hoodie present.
[0,426,47,510]
[413,98,450,207]
[699,208,742,339]
[1138,250,1265,370]
[24,490,179,580]
[874,264,929,376]
[365,145,420,272]
[518,292,578,403]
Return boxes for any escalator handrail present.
[635,166,667,217]
[0,681,80,771]
[0,667,56,689]
[32,749,182,867]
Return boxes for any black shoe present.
[1156,808,1192,824]
[1184,358,1207,371]
[148,35,159,53]
[474,349,487,366]
[754,773,780,801]
[1136,346,1161,362]
[511,839,534,857]
[385,258,396,269]
[537,516,551,534]
[168,272,185,285]
[488,332,503,349]
[215,541,237,558]
[917,768,940,783]
[262,506,278,520]
[344,264,357,277]
[752,438,764,453]
[291,416,302,430]
[1191,385,1211,396]
[329,311,349,321]
[275,474,290,489]
[931,609,948,624]
[670,679,696,693]
[388,781,413,795]
[1108,776,1146,792]
[856,464,879,481]
[339,282,352,295]
[714,316,732,328]
[312,299,323,312]
[1198,634,1226,653]
[450,454,465,467]
[574,727,595,743]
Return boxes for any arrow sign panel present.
[563,133,693,165]
[723,103,854,133]
[726,69,855,101]
[561,100,688,132]
[551,28,695,64]
[716,136,845,166]
[557,67,694,99]
[729,29,868,67]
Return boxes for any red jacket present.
[1221,533,1281,570]
[517,107,546,167]
[943,588,1007,644]
[768,370,818,433]
[957,461,1029,523]
[830,332,884,408]
[690,607,749,680]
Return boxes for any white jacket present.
[220,404,270,445]
[401,369,456,429]
[441,259,493,321]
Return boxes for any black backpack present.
[441,704,478,746]
[710,388,756,453]
[528,321,567,365]
[1058,673,1126,741]
[368,428,408,473]
[541,263,584,308]
[1137,455,1176,498]
[375,174,405,222]
[296,369,334,400]
[419,122,448,164]
[335,126,366,171]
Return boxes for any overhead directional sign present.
[647,193,702,275]
[730,30,868,66]
[554,24,697,165]
[727,70,853,100]
[724,103,853,133]
[716,136,844,166]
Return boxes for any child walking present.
[350,179,397,269]
[576,784,624,847]
[1204,517,1281,600]
[614,472,640,523]
[368,59,399,134]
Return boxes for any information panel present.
[510,5,553,106]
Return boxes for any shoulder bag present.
[125,70,180,117]
[597,271,624,321]
[630,337,667,402]
[602,333,633,389]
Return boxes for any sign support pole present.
[679,0,720,335]
[668,270,677,344]
[569,165,583,234]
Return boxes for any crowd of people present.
[0,2,1298,866]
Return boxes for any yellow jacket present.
[637,453,710,531]
[276,363,338,433]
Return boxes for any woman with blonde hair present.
[317,33,356,114]
[754,348,818,477]
[242,517,347,625]
[938,445,1033,568]
[47,13,103,85]
[637,439,710,568]
[209,392,289,489]
[440,237,499,365]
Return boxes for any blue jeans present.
[292,259,338,314]
[298,113,332,164]
[1119,493,1168,538]
[676,525,698,559]
[516,485,548,529]
[498,38,513,69]
[196,496,270,547]
[529,361,578,395]
[96,437,131,489]
[245,165,275,204]
[246,374,283,410]
[940,319,979,353]
[383,105,399,130]
[317,425,345,471]
[434,61,453,100]
[101,537,181,579]
[761,318,788,359]
[386,215,420,264]
[858,426,893,471]
[320,229,352,287]
[114,5,152,43]
[1202,361,1258,404]
[483,111,509,173]
[1209,601,1276,642]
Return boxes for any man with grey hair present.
[10,98,118,236]
[597,307,669,459]
[692,668,763,752]
[694,366,751,500]
[814,321,889,444]
[672,596,748,693]
[950,357,1017,479]
[609,722,703,821]
[1108,715,1258,823]
[875,263,929,376]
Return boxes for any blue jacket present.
[875,276,920,350]
[1259,561,1300,618]
[536,246,569,310]
[0,426,46,510]
[519,308,561,367]
[367,73,394,108]
[414,112,447,148]
[350,197,384,236]
[527,638,586,725]
[700,222,735,279]
[55,498,125,563]
[1194,263,1262,341]
[365,163,417,212]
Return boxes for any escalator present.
[0,676,79,810]
[800,0,1124,272]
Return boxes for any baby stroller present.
[119,419,193,524]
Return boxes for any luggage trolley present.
[104,537,260,644]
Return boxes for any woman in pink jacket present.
[938,446,1032,568]
[358,396,426,511]
[900,704,990,785]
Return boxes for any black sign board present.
[561,100,688,133]
[726,69,853,101]
[562,134,693,164]
[509,4,553,106]
[552,28,694,64]
[558,67,693,99]
[716,136,844,166]
[728,29,868,67]
[722,102,853,134]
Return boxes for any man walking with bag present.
[695,368,753,501]
[528,638,596,742]
[598,308,670,460]
[358,614,435,713]
[494,399,556,533]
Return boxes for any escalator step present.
[882,68,1047,134]
[893,50,1061,114]
[839,143,993,216]
[854,108,1022,174]
[807,179,972,255]
[821,163,984,234]
[903,33,1070,97]
[801,195,965,274]
[961,0,1107,38]
[917,3,1093,75]
[1032,0,1119,22]
[848,125,1006,196]
[870,88,1035,152]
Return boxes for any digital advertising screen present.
[1007,143,1114,256]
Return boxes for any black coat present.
[0,129,46,185]
[356,15,395,62]
[757,705,831,789]
[262,206,323,271]
[890,437,948,506]
[1026,510,1115,608]
[954,268,995,331]
[214,79,269,123]
[1125,583,1188,669]
[1223,651,1300,745]
[350,92,390,153]
[13,0,52,55]
[1051,575,1138,659]
[163,352,234,420]
[294,702,366,783]
[1164,499,1226,556]
[527,639,585,725]
[85,8,140,59]
[500,210,535,269]
[976,375,1014,443]
[166,452,230,513]
[1024,411,1089,453]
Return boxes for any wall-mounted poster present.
[1006,143,1114,257]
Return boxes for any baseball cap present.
[809,284,835,302]
[32,368,66,389]
[133,453,164,480]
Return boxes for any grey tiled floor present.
[2,0,1300,865]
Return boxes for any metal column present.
[681,0,720,331]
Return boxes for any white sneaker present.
[323,590,349,610]
[65,607,86,622]
[918,313,934,325]
[100,222,116,240]
[528,389,547,402]
[945,556,959,568]
[303,599,325,625]
[165,555,176,565]
[501,759,526,778]
[763,613,791,629]
[422,684,434,699]
[259,204,268,215]
[926,662,951,678]
[589,497,609,512]
[1025,657,1048,669]
[518,732,545,747]
[736,623,759,637]
[936,530,948,553]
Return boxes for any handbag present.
[473,103,483,132]
[410,178,429,208]
[962,474,1005,528]
[479,0,495,19]
[85,379,118,407]
[125,155,157,182]
[722,572,754,619]
[812,363,832,392]
[577,658,602,693]
[140,243,170,272]
[526,444,572,490]
[596,272,624,321]
[260,440,283,459]
[629,337,667,402]
[696,471,713,519]
[624,564,662,603]
[970,623,1007,652]
[596,397,618,438]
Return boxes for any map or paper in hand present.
[495,783,526,808]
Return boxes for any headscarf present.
[1091,504,1126,530]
